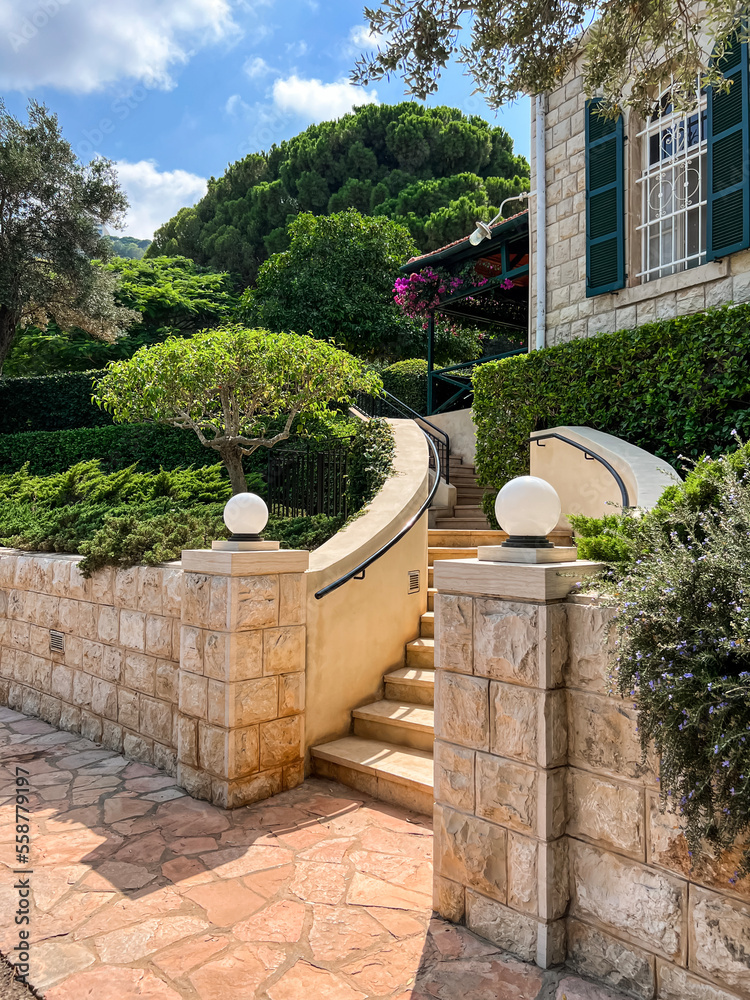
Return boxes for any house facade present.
[529,33,750,347]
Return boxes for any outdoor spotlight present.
[469,220,493,246]
[494,476,561,549]
[223,492,269,541]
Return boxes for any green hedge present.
[347,418,395,512]
[0,371,110,433]
[473,303,750,494]
[381,358,428,414]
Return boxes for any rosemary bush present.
[588,447,750,875]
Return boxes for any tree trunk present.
[0,305,20,376]
[220,446,248,495]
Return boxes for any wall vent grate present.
[49,630,65,653]
[408,570,420,594]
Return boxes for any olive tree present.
[93,326,383,493]
[353,1,745,117]
[0,100,139,373]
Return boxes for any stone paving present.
[0,707,626,1000]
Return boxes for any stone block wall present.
[0,551,181,774]
[433,560,750,1000]
[529,59,750,349]
[0,547,309,810]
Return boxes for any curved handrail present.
[353,389,450,484]
[314,431,440,600]
[533,431,630,507]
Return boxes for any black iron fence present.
[267,446,350,518]
[353,389,450,484]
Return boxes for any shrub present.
[581,445,750,876]
[473,303,750,494]
[0,371,110,434]
[381,359,428,413]
[347,419,396,512]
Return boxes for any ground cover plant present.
[573,442,750,877]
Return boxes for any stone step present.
[455,487,488,500]
[429,529,505,547]
[310,737,433,816]
[435,518,492,530]
[428,565,434,588]
[419,610,434,637]
[405,637,435,669]
[451,505,488,518]
[428,546,478,564]
[384,666,435,705]
[353,700,434,752]
[427,588,436,611]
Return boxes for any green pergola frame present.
[399,211,530,415]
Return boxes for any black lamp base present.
[502,535,554,549]
[229,533,262,542]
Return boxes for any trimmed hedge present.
[473,303,750,496]
[381,358,428,414]
[0,371,110,433]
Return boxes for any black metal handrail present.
[533,432,630,507]
[352,389,450,485]
[314,432,441,600]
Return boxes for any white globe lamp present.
[223,492,269,539]
[495,476,561,549]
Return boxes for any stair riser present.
[312,757,433,817]
[428,567,434,588]
[428,548,477,563]
[354,717,434,753]
[427,591,435,611]
[420,616,434,638]
[406,645,435,669]
[384,680,434,706]
[435,520,492,531]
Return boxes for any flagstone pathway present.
[0,707,625,1000]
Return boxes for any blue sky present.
[0,0,530,240]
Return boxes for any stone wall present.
[0,551,181,773]
[433,558,750,1000]
[0,546,309,810]
[529,60,750,349]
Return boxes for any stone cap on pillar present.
[433,557,604,603]
[181,548,310,576]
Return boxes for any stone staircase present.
[311,465,506,814]
[435,454,492,531]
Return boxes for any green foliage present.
[353,0,741,121]
[147,103,529,286]
[0,371,110,433]
[473,304,750,494]
[4,257,238,377]
[347,419,396,512]
[107,236,151,259]
[593,450,750,875]
[381,359,428,413]
[93,326,383,492]
[243,210,420,360]
[568,513,636,563]
[267,514,345,552]
[0,100,136,372]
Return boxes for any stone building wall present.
[433,558,750,1000]
[0,551,181,774]
[529,61,750,348]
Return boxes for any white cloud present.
[225,93,252,116]
[272,75,378,124]
[114,160,208,239]
[348,24,387,53]
[284,40,308,57]
[0,0,241,92]
[244,55,273,79]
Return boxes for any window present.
[636,83,708,282]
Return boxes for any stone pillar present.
[432,556,602,969]
[176,547,309,809]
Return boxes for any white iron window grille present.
[636,82,708,282]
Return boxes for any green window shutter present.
[585,99,625,296]
[707,34,750,260]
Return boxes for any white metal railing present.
[636,82,708,282]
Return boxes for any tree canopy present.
[106,236,151,259]
[93,326,383,493]
[242,209,483,365]
[147,102,529,287]
[3,256,238,376]
[0,100,138,374]
[352,2,744,117]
